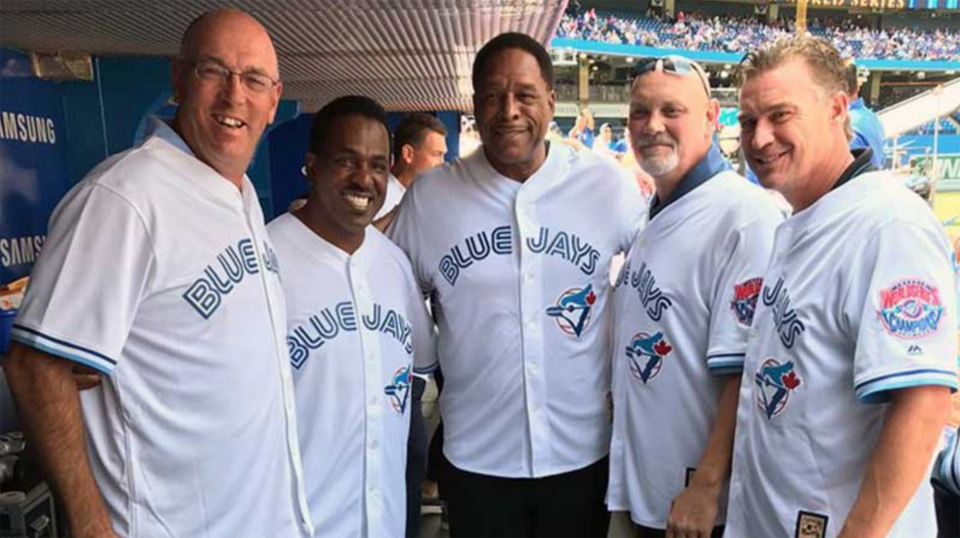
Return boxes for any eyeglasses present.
[633,55,711,97]
[187,59,279,94]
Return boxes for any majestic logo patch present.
[732,277,763,326]
[625,331,673,383]
[878,278,943,339]
[384,365,411,415]
[755,358,802,419]
[545,284,597,337]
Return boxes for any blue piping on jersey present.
[11,331,114,376]
[11,323,116,365]
[856,369,959,403]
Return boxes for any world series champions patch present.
[795,510,828,538]
[877,278,943,339]
[732,277,763,326]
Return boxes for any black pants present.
[405,376,428,538]
[936,486,960,538]
[426,367,445,485]
[634,523,724,537]
[444,456,611,538]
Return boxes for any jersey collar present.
[146,118,194,157]
[830,148,875,192]
[649,142,731,220]
[145,117,259,209]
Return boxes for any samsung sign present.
[0,112,57,145]
[0,48,72,285]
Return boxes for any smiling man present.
[388,32,646,537]
[2,10,312,538]
[727,35,958,538]
[268,96,438,538]
[605,56,782,538]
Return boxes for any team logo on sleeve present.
[731,277,763,326]
[878,279,943,339]
[625,331,673,383]
[545,284,596,337]
[755,358,802,419]
[384,365,411,415]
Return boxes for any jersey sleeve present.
[11,183,155,375]
[387,183,433,295]
[706,216,778,375]
[850,220,959,403]
[614,167,647,254]
[402,261,438,376]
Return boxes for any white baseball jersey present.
[375,174,406,219]
[726,163,959,538]
[268,214,437,538]
[606,149,783,528]
[388,142,646,478]
[11,120,312,538]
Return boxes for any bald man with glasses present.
[605,56,782,538]
[2,10,312,538]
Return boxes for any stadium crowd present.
[556,8,960,61]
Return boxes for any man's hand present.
[72,364,104,391]
[666,478,722,538]
[3,343,118,538]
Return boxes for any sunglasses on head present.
[633,55,711,97]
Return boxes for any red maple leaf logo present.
[781,371,801,390]
[653,340,673,356]
[586,291,596,305]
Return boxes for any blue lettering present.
[204,265,235,294]
[338,301,357,331]
[363,304,382,330]
[288,335,310,369]
[239,238,259,274]
[580,249,600,276]
[465,233,491,261]
[492,226,512,254]
[451,245,473,268]
[217,247,244,284]
[438,226,514,287]
[547,231,572,260]
[527,228,549,253]
[632,262,673,321]
[762,277,806,348]
[183,279,221,319]
[382,310,401,340]
[312,308,341,340]
[293,323,326,350]
[440,256,459,286]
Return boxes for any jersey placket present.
[241,189,314,535]
[515,186,552,476]
[348,256,386,535]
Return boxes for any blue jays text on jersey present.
[182,238,280,319]
[615,259,673,322]
[761,277,806,349]
[439,225,601,286]
[287,301,414,369]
